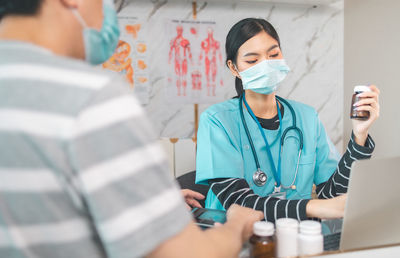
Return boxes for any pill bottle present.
[350,85,371,120]
[297,220,323,256]
[249,221,276,258]
[276,218,299,257]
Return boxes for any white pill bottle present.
[297,220,324,256]
[276,218,299,257]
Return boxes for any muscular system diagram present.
[199,27,223,96]
[169,25,193,97]
[165,20,225,103]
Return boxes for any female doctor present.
[195,18,380,222]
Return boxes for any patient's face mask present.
[71,0,120,65]
[238,59,290,95]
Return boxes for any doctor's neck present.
[244,90,279,119]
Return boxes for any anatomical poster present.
[103,16,150,104]
[165,19,225,104]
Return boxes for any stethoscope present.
[239,92,304,190]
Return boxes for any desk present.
[316,244,400,257]
[239,243,400,257]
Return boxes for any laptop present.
[322,156,400,251]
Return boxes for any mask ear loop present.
[233,63,242,79]
[233,64,239,73]
[70,8,88,28]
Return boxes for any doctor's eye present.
[268,49,281,58]
[245,60,257,64]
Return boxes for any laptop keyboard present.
[324,232,342,251]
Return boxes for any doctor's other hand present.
[181,189,205,210]
[352,85,380,146]
[226,204,264,242]
[306,194,347,220]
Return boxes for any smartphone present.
[191,208,227,229]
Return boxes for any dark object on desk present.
[322,219,343,251]
[192,207,226,230]
[177,171,210,208]
[324,232,342,251]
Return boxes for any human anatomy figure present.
[169,25,193,96]
[199,27,223,96]
[103,40,134,86]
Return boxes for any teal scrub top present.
[195,97,340,210]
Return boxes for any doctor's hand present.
[181,189,205,210]
[226,204,264,242]
[306,194,347,220]
[352,85,380,146]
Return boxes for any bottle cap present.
[299,220,321,235]
[276,218,299,230]
[253,221,275,236]
[354,85,371,93]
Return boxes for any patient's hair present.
[0,0,43,20]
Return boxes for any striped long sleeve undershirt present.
[209,132,375,222]
[316,132,375,198]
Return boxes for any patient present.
[0,0,262,257]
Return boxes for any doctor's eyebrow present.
[242,44,279,57]
[243,52,260,57]
[267,44,279,52]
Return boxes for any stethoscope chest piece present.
[240,93,304,191]
[253,169,267,187]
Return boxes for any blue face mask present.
[238,59,290,95]
[72,0,120,65]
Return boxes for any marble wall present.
[119,0,344,151]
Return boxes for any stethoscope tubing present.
[239,95,261,169]
[239,94,304,189]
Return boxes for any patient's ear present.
[59,0,79,9]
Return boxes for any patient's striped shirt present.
[0,41,191,258]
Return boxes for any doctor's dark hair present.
[225,18,281,97]
[0,0,43,20]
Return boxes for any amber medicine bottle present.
[350,85,371,120]
[250,221,276,258]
